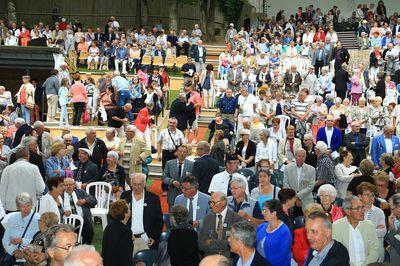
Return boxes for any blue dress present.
[256,221,292,266]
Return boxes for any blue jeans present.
[21,105,30,124]
[118,90,131,107]
[59,104,69,125]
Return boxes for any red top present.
[134,107,152,133]
[329,204,345,222]
[292,227,309,266]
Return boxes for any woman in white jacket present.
[255,129,278,170]
[334,150,362,199]
[39,177,65,223]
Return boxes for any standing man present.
[371,125,400,167]
[344,121,369,167]
[170,92,192,133]
[332,196,379,265]
[162,145,194,209]
[217,88,238,124]
[112,70,131,107]
[312,41,327,77]
[332,63,350,100]
[304,212,350,265]
[225,23,237,48]
[332,41,350,71]
[316,114,342,154]
[62,177,97,244]
[191,141,220,194]
[73,127,108,169]
[227,61,242,93]
[43,69,60,122]
[191,39,206,73]
[181,57,196,84]
[121,173,163,255]
[284,64,302,94]
[157,117,186,170]
[107,103,132,138]
[33,121,52,160]
[174,176,210,228]
[188,85,201,144]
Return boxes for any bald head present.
[64,245,102,266]
[200,255,229,266]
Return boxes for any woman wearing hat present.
[235,128,256,168]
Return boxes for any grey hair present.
[14,118,26,125]
[242,117,252,123]
[63,134,72,140]
[390,193,400,208]
[106,127,116,134]
[334,97,342,104]
[33,121,44,128]
[15,192,33,208]
[131,173,146,183]
[230,178,247,189]
[20,136,37,148]
[44,224,75,251]
[85,127,96,134]
[197,141,210,153]
[295,147,306,156]
[107,150,119,160]
[315,95,323,102]
[325,94,334,100]
[64,245,99,266]
[231,220,257,247]
[307,211,332,229]
[303,133,313,141]
[315,141,328,154]
[168,117,178,123]
[342,195,359,211]
[260,129,270,138]
[214,191,227,202]
[317,184,337,200]
[126,124,137,132]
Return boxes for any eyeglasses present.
[362,193,375,198]
[181,186,195,191]
[55,243,77,252]
[350,206,365,211]
[209,200,223,206]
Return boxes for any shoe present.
[151,146,157,154]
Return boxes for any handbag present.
[82,105,90,124]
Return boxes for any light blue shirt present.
[237,250,256,266]
[112,76,130,92]
[2,211,40,255]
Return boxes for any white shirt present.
[131,193,145,234]
[325,127,334,148]
[238,93,258,117]
[198,46,203,58]
[62,191,83,217]
[347,218,366,266]
[186,191,199,221]
[296,166,303,186]
[215,207,228,231]
[39,193,62,222]
[384,138,393,154]
[208,171,249,194]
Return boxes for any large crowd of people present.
[0,1,400,266]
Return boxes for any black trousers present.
[73,102,85,125]
[162,150,177,191]
[314,60,324,77]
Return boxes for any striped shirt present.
[157,128,186,151]
[291,100,309,118]
[316,154,336,184]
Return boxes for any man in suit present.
[118,125,151,176]
[386,193,400,265]
[332,41,350,71]
[316,115,342,154]
[284,148,316,212]
[278,125,302,166]
[304,211,350,266]
[73,148,98,190]
[227,61,242,93]
[312,41,328,77]
[371,125,400,166]
[344,121,369,167]
[332,63,350,100]
[169,93,192,132]
[230,220,271,266]
[284,64,302,94]
[256,65,271,88]
[191,39,206,73]
[163,145,194,208]
[33,121,52,159]
[332,195,379,265]
[73,127,108,169]
[174,176,210,228]
[192,141,220,194]
[102,27,116,43]
[121,173,163,255]
[62,177,97,244]
[198,191,243,258]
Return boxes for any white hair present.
[334,97,342,104]
[315,141,328,154]
[130,173,146,183]
[14,118,26,125]
[85,127,96,134]
[33,121,44,128]
[64,245,100,266]
[317,184,337,200]
[126,125,137,132]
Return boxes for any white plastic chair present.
[64,214,84,243]
[275,115,291,139]
[86,182,112,231]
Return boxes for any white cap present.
[229,23,234,27]
[78,148,92,156]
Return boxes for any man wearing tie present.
[312,41,327,77]
[256,65,271,88]
[162,145,194,209]
[62,178,97,244]
[174,176,210,228]
[344,122,369,167]
[371,125,400,167]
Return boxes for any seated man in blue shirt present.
[217,88,238,124]
[114,42,128,73]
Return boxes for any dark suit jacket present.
[332,47,350,64]
[284,71,302,92]
[102,32,116,43]
[233,250,272,266]
[332,68,350,94]
[192,154,220,193]
[102,220,133,266]
[120,190,163,249]
[344,132,368,166]
[235,140,256,167]
[170,99,192,131]
[375,79,386,99]
[304,240,350,266]
[94,32,103,44]
[73,160,99,184]
[12,124,32,148]
[167,226,200,266]
[73,138,108,169]
[198,209,243,258]
[9,150,45,180]
[191,45,207,62]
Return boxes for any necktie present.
[227,175,233,196]
[216,214,223,240]
[276,103,282,115]
[188,198,194,222]
[75,163,84,182]
[178,163,183,180]
[69,194,77,214]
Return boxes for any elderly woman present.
[317,67,332,98]
[329,97,348,124]
[210,130,227,167]
[350,69,363,105]
[102,200,133,266]
[98,151,126,201]
[357,182,387,262]
[255,129,277,168]
[380,153,395,181]
[310,96,328,139]
[302,133,317,168]
[334,150,361,199]
[317,184,344,222]
[103,128,120,151]
[374,171,395,218]
[167,204,200,266]
[208,112,234,143]
[314,142,335,190]
[350,97,369,134]
[2,193,40,265]
[38,177,65,222]
[228,178,263,226]
[251,168,281,210]
[369,96,386,136]
[256,199,292,266]
[45,142,72,179]
[16,75,35,125]
[235,128,256,168]
[268,117,285,142]
[23,212,59,266]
